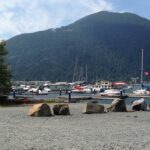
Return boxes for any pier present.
[93,94,150,100]
[126,93,150,98]
[58,93,150,102]
[58,95,92,102]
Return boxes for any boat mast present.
[85,64,88,82]
[72,57,78,82]
[78,67,83,81]
[140,49,144,84]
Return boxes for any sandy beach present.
[0,103,150,150]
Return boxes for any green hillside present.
[6,11,150,81]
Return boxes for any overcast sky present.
[1,0,150,39]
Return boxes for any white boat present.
[43,87,51,92]
[133,89,146,95]
[38,89,49,95]
[100,89,121,96]
[28,86,51,95]
[23,85,31,91]
[82,87,91,93]
[28,87,38,93]
[19,84,30,91]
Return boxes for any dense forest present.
[6,11,150,82]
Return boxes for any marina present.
[6,91,150,106]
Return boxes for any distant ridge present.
[6,11,150,81]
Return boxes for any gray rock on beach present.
[53,104,70,115]
[82,103,105,114]
[107,98,127,112]
[28,103,52,117]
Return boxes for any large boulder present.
[28,103,52,117]
[53,104,70,115]
[107,98,127,112]
[132,98,147,111]
[82,103,105,114]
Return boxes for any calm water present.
[10,92,150,105]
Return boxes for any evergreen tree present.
[0,40,11,95]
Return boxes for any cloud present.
[0,0,113,39]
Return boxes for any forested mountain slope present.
[6,11,150,81]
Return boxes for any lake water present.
[10,92,150,106]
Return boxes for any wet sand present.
[0,103,150,150]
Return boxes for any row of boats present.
[11,81,150,96]
[72,84,150,96]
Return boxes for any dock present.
[92,95,128,100]
[58,95,92,102]
[58,95,125,102]
[93,93,150,100]
[58,94,150,102]
[126,94,150,98]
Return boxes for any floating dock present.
[92,95,128,100]
[58,96,92,102]
[58,94,150,102]
[93,93,150,100]
[126,94,150,98]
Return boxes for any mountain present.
[6,11,150,82]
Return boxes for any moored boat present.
[100,89,121,96]
[71,85,92,93]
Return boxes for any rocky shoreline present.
[0,103,150,150]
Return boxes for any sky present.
[1,0,150,39]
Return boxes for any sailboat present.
[133,49,150,95]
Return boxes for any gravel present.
[0,103,150,150]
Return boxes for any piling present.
[68,91,71,103]
[59,89,62,96]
